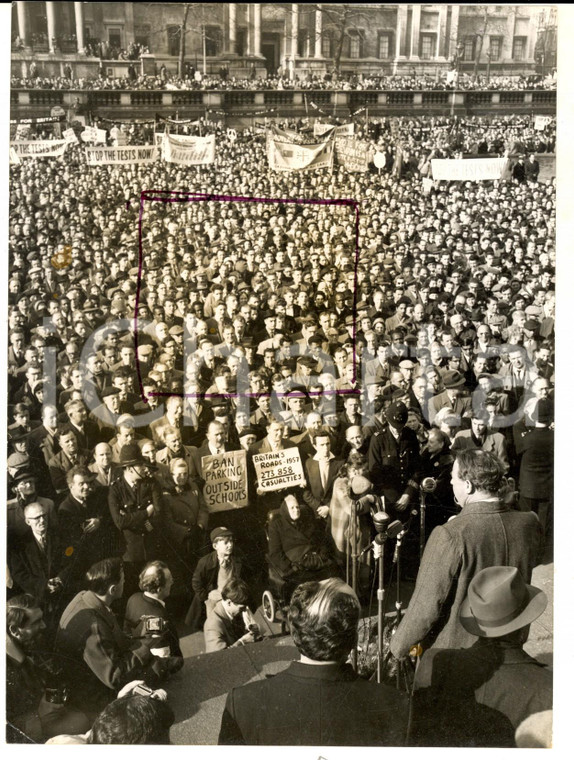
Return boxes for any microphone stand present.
[419,490,426,565]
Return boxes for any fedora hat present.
[459,566,547,638]
[119,442,156,470]
[442,370,466,389]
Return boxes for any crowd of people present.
[7,101,555,745]
[11,69,556,91]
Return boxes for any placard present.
[252,447,305,492]
[202,449,248,511]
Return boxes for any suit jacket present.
[204,600,245,653]
[218,660,409,746]
[368,424,420,506]
[390,501,542,658]
[8,528,68,604]
[302,457,344,515]
[107,474,163,563]
[451,429,509,473]
[56,590,153,712]
[428,390,472,423]
[411,639,552,745]
[48,449,90,495]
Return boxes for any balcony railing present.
[130,91,163,105]
[422,91,449,105]
[264,91,295,105]
[87,91,122,107]
[28,90,64,105]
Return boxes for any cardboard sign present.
[202,450,248,512]
[252,447,305,492]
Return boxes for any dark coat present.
[107,474,164,563]
[55,589,153,713]
[411,639,552,744]
[268,503,335,579]
[514,425,554,499]
[185,550,244,632]
[218,660,409,746]
[124,591,182,658]
[368,424,420,506]
[8,528,68,605]
[390,500,542,658]
[302,457,344,516]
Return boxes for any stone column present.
[229,3,237,54]
[437,3,448,59]
[16,1,30,48]
[396,4,408,58]
[46,1,57,53]
[292,3,298,59]
[74,2,85,54]
[314,4,322,58]
[253,3,261,56]
[448,4,460,60]
[410,3,421,58]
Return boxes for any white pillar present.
[314,4,322,58]
[229,3,237,54]
[46,1,57,53]
[292,3,298,59]
[449,5,460,60]
[437,3,448,59]
[16,1,29,47]
[74,2,85,54]
[410,3,421,58]
[254,3,261,56]
[396,5,408,58]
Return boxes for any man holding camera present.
[56,558,182,717]
[204,578,261,653]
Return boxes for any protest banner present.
[268,136,334,172]
[314,122,355,137]
[536,153,556,181]
[10,139,69,158]
[85,145,159,165]
[9,147,21,165]
[63,128,79,144]
[534,115,553,131]
[431,157,511,181]
[162,133,215,165]
[252,447,306,492]
[95,128,108,145]
[335,136,370,172]
[14,123,31,140]
[202,450,248,512]
[81,126,99,143]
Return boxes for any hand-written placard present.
[202,450,248,512]
[252,447,305,492]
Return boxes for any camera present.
[247,623,263,642]
[132,683,154,697]
[44,686,68,704]
[144,616,166,634]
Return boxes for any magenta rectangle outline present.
[135,190,361,403]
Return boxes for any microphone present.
[421,477,437,493]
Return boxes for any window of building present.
[463,37,475,61]
[298,29,309,57]
[420,33,436,60]
[489,36,502,60]
[204,26,222,57]
[512,36,526,60]
[107,27,122,49]
[378,32,393,59]
[321,31,333,58]
[348,30,363,59]
[134,25,150,49]
[167,25,180,56]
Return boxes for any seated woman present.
[268,494,340,589]
[329,452,374,595]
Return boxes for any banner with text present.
[534,115,554,131]
[431,157,511,181]
[252,447,306,492]
[268,137,334,172]
[314,122,355,138]
[202,450,248,512]
[85,145,159,165]
[162,133,215,165]
[335,136,371,172]
[10,139,69,158]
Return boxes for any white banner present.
[162,133,215,165]
[9,147,21,165]
[81,126,99,143]
[202,450,248,512]
[252,447,305,492]
[85,145,159,165]
[534,115,553,131]
[95,128,108,145]
[335,136,371,172]
[431,157,511,181]
[314,122,355,137]
[10,139,69,158]
[268,137,334,172]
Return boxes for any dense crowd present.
[7,109,554,746]
[11,70,556,91]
